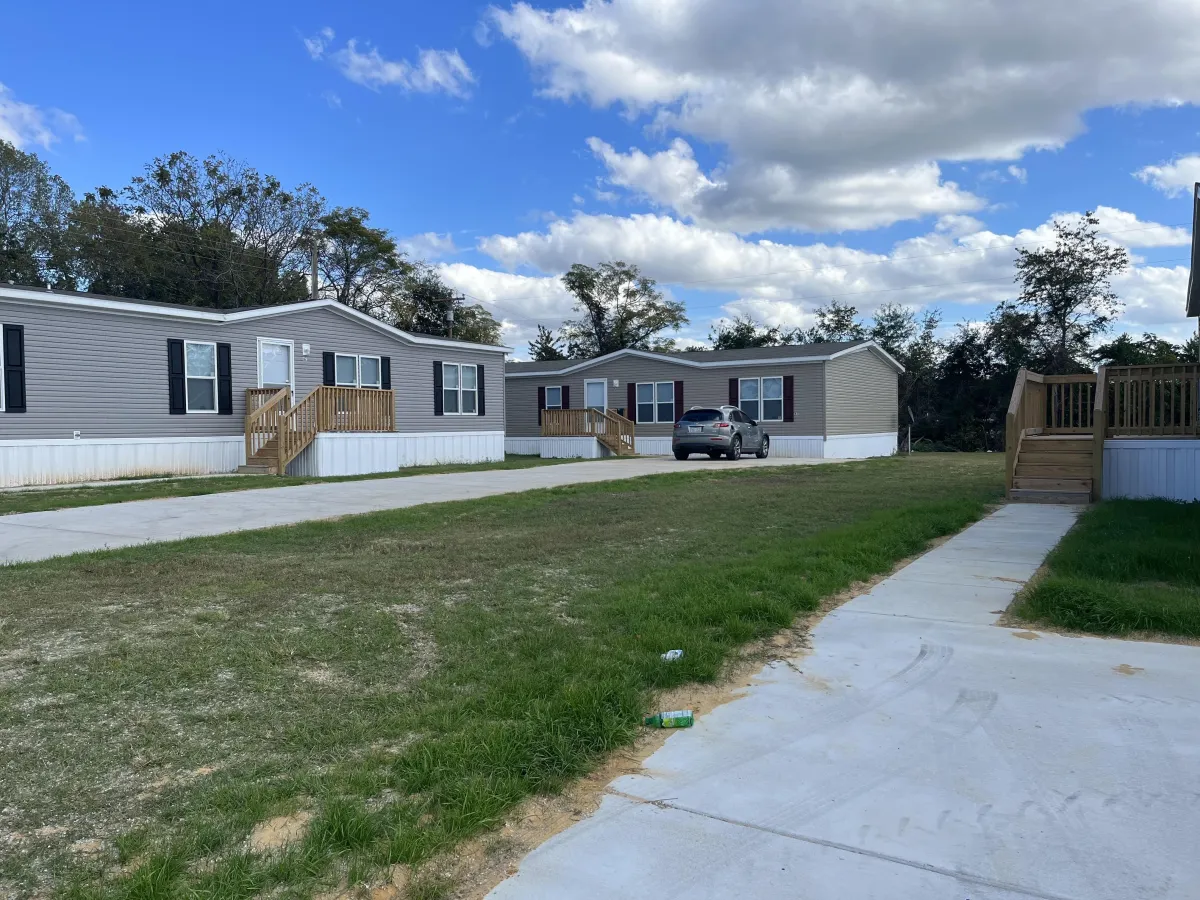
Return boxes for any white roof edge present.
[0,286,510,353]
[505,342,900,377]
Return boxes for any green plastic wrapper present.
[643,709,694,729]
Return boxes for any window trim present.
[634,381,676,423]
[441,362,480,416]
[184,340,219,414]
[359,355,383,389]
[257,337,295,390]
[544,385,563,409]
[738,376,784,423]
[334,353,359,387]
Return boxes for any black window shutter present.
[216,343,233,415]
[626,382,635,419]
[2,325,27,413]
[728,377,738,406]
[381,356,392,390]
[783,375,795,422]
[537,385,546,425]
[433,360,444,415]
[167,339,186,414]
[561,385,570,409]
[476,364,486,416]
[674,380,684,418]
[322,352,336,386]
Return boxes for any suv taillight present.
[715,422,730,429]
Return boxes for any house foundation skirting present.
[287,431,505,477]
[0,435,244,487]
[506,432,896,460]
[1103,439,1200,501]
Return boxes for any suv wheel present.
[755,435,770,459]
[726,436,742,461]
[673,450,689,460]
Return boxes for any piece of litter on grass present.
[660,649,684,661]
[644,709,694,729]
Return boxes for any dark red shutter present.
[674,380,684,419]
[433,361,444,415]
[561,385,570,409]
[167,339,186,414]
[537,385,546,425]
[783,375,795,422]
[476,364,485,416]
[728,378,738,406]
[626,382,636,419]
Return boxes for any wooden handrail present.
[1091,367,1107,501]
[276,386,396,473]
[1105,363,1200,438]
[540,407,636,454]
[244,387,290,464]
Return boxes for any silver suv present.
[672,406,770,461]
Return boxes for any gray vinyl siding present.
[506,358,826,438]
[824,349,898,436]
[0,300,504,440]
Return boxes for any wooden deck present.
[541,408,636,456]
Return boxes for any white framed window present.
[335,353,358,386]
[442,362,479,415]
[258,338,294,390]
[739,376,784,422]
[545,385,563,409]
[360,355,382,389]
[635,381,675,423]
[584,379,607,411]
[184,341,218,413]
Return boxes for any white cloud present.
[1008,165,1028,184]
[492,0,1200,232]
[399,232,459,260]
[0,83,83,150]
[304,29,476,98]
[1135,155,1200,197]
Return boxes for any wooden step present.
[1019,452,1092,466]
[237,464,276,475]
[1008,489,1091,505]
[1013,476,1091,492]
[1016,464,1093,478]
[1022,437,1092,451]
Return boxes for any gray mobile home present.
[0,284,508,487]
[505,341,900,458]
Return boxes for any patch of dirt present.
[427,536,957,900]
[1113,664,1145,676]
[248,810,313,853]
[1011,630,1041,641]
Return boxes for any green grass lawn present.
[1011,499,1200,637]
[0,455,578,517]
[0,454,1003,900]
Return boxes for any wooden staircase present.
[1009,434,1093,504]
[239,437,280,475]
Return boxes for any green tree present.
[559,261,687,358]
[0,140,75,288]
[391,264,501,345]
[708,314,787,349]
[803,300,867,343]
[1014,211,1128,373]
[527,324,567,361]
[1092,332,1184,366]
[318,207,411,318]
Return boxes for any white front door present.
[585,379,607,411]
[258,338,294,392]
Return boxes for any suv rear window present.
[680,409,723,422]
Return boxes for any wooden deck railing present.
[1004,368,1044,494]
[244,387,290,464]
[1105,364,1200,437]
[1044,374,1097,433]
[541,407,635,455]
[274,386,396,472]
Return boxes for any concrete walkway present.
[488,504,1200,900]
[0,456,831,565]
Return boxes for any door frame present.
[257,337,296,394]
[584,378,608,411]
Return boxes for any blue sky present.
[5,0,1200,354]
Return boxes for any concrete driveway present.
[488,504,1200,900]
[0,456,832,565]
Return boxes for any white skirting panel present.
[1103,439,1200,502]
[0,436,244,487]
[823,432,898,459]
[288,431,505,477]
[505,437,545,456]
[771,435,825,458]
[634,437,672,456]
[538,437,610,459]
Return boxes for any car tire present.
[674,450,689,460]
[755,435,770,459]
[726,436,742,461]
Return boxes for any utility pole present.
[310,234,319,300]
[445,300,455,340]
